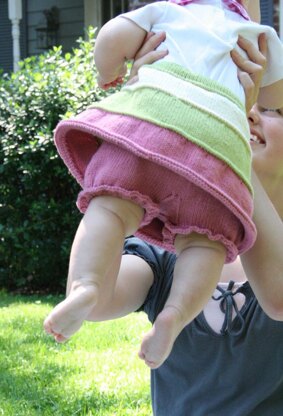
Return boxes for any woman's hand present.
[127,31,168,84]
[231,33,267,113]
[128,31,267,112]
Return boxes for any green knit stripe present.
[124,64,250,150]
[94,87,252,190]
[149,61,245,110]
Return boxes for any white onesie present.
[121,0,283,102]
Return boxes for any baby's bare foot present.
[44,282,98,342]
[138,305,186,369]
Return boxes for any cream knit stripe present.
[125,65,250,148]
[150,62,245,108]
[95,88,252,189]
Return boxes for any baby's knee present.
[89,196,144,235]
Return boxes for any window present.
[260,0,274,27]
[102,0,158,22]
[102,0,129,22]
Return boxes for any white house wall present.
[84,0,102,32]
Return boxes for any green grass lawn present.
[0,291,152,416]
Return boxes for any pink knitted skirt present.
[79,140,247,262]
[55,109,256,263]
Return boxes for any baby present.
[44,0,283,369]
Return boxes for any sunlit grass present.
[0,291,152,415]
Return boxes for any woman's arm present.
[246,0,283,109]
[246,0,261,23]
[241,171,283,320]
[230,34,283,319]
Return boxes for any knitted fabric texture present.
[79,141,251,262]
[92,62,252,192]
[54,62,256,254]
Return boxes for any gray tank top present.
[124,237,283,416]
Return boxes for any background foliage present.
[0,28,114,292]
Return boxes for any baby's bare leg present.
[139,233,226,368]
[44,196,143,342]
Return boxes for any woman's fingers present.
[231,49,265,75]
[237,71,258,113]
[237,34,267,70]
[231,33,267,112]
[128,49,168,79]
[134,31,167,60]
[231,37,266,76]
[128,31,168,80]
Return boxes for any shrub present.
[0,28,114,292]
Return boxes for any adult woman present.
[67,33,283,414]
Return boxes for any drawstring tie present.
[212,280,245,335]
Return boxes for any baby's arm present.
[94,17,147,89]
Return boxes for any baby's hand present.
[97,63,127,90]
[98,75,124,90]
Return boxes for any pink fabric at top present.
[168,0,250,20]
